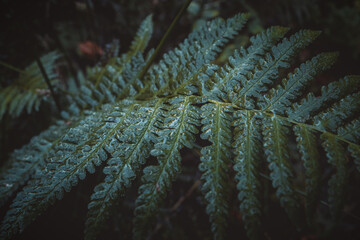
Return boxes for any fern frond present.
[199,102,233,240]
[125,14,153,62]
[293,125,320,223]
[138,13,249,98]
[288,75,360,122]
[0,51,61,120]
[0,101,136,239]
[321,133,348,220]
[260,52,338,113]
[262,115,300,224]
[313,92,360,131]
[85,99,163,240]
[231,30,320,107]
[337,118,360,142]
[233,110,262,240]
[202,26,289,101]
[0,120,69,207]
[133,96,200,239]
[89,15,153,87]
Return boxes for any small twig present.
[0,61,27,74]
[138,0,192,81]
[147,179,201,240]
[170,179,201,212]
[35,57,62,112]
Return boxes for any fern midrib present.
[245,110,256,195]
[210,38,277,97]
[130,31,150,57]
[150,97,190,199]
[235,36,302,103]
[207,98,360,147]
[263,70,312,110]
[92,99,162,221]
[47,105,136,199]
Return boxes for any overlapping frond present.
[199,102,233,240]
[262,116,300,225]
[260,52,338,113]
[233,110,262,240]
[202,26,289,101]
[133,96,200,239]
[288,75,360,122]
[0,100,136,239]
[0,120,69,207]
[231,30,320,107]
[137,13,249,98]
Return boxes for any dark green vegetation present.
[1,1,360,240]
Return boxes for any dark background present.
[0,0,360,239]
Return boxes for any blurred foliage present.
[0,51,62,120]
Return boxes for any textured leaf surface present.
[85,99,163,240]
[263,116,300,224]
[233,110,262,240]
[133,96,200,239]
[199,102,233,240]
[231,30,320,107]
[0,101,136,239]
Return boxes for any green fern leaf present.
[263,115,300,225]
[260,52,338,113]
[288,75,360,122]
[133,96,200,239]
[199,102,233,240]
[314,92,360,131]
[233,110,262,240]
[138,13,249,98]
[125,14,154,61]
[0,101,136,239]
[0,51,61,120]
[338,119,360,142]
[84,99,163,240]
[202,26,289,101]
[230,30,320,107]
[1,10,360,240]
